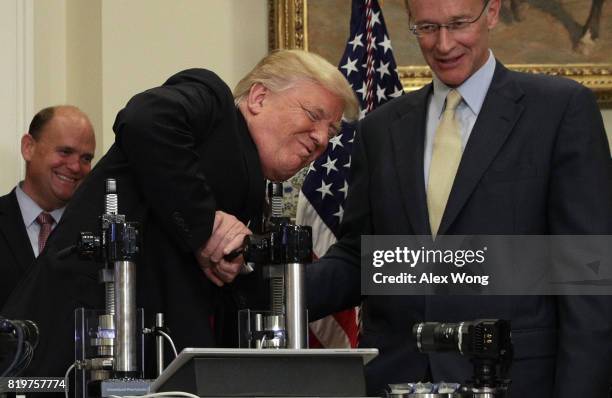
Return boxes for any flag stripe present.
[310,316,353,348]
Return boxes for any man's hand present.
[195,210,251,286]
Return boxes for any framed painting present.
[269,0,612,108]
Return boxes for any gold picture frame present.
[268,0,612,108]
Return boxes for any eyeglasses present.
[409,0,491,37]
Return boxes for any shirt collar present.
[431,50,496,117]
[16,182,65,227]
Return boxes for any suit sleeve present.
[549,85,612,397]
[113,79,219,252]
[306,126,370,320]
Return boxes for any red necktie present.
[36,212,55,254]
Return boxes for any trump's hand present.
[195,210,251,286]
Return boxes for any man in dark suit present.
[307,0,612,396]
[0,105,95,306]
[2,50,359,378]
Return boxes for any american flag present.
[297,0,403,348]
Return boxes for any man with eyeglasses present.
[307,0,612,396]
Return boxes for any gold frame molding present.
[268,0,612,108]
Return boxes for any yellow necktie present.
[427,89,463,237]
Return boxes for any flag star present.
[359,108,367,120]
[378,35,392,54]
[339,180,349,198]
[344,156,352,169]
[371,11,381,27]
[390,86,403,98]
[316,180,334,199]
[329,134,344,150]
[345,129,356,142]
[376,61,390,79]
[341,57,359,77]
[307,162,316,173]
[321,156,339,175]
[348,34,363,51]
[376,84,387,102]
[356,81,368,101]
[333,205,344,221]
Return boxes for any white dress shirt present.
[15,183,65,257]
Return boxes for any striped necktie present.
[36,211,55,254]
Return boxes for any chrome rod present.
[156,313,164,376]
[114,260,137,373]
[284,262,307,349]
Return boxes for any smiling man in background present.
[0,105,95,306]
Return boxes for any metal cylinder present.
[261,314,286,349]
[459,386,508,398]
[254,313,264,349]
[98,314,115,332]
[284,262,307,349]
[254,313,264,332]
[113,260,137,373]
[94,314,115,357]
[156,313,164,376]
[263,314,285,331]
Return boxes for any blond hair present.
[234,49,359,122]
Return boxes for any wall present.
[0,0,32,192]
[0,0,22,191]
[66,0,103,159]
[33,0,66,111]
[100,0,268,152]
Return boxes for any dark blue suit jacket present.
[0,189,35,307]
[307,62,612,397]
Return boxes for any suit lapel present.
[0,190,35,270]
[390,85,432,235]
[438,63,525,235]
